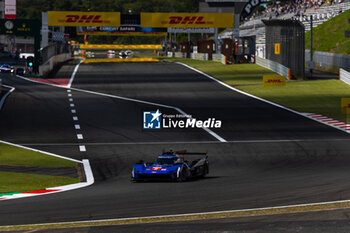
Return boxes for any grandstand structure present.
[219,1,350,58]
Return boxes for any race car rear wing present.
[162,149,208,159]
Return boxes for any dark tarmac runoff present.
[0,60,349,232]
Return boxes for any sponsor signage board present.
[167,27,215,33]
[241,0,261,19]
[0,19,40,36]
[5,0,16,19]
[141,12,234,28]
[77,26,167,36]
[48,11,120,27]
[274,43,280,55]
[77,31,167,36]
[263,75,286,87]
[341,98,350,115]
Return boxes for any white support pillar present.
[41,12,49,49]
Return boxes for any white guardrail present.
[256,56,291,80]
[340,68,350,85]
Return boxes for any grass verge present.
[160,56,277,85]
[0,171,79,193]
[305,9,350,55]
[0,143,79,193]
[0,143,77,168]
[238,80,350,123]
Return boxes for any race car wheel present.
[202,163,209,177]
[177,166,187,182]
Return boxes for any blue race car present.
[0,64,14,73]
[131,150,209,182]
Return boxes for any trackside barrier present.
[191,53,208,61]
[340,68,350,86]
[212,53,227,65]
[167,52,174,58]
[306,50,350,71]
[39,53,71,77]
[256,56,291,80]
[174,52,184,58]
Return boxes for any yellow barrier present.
[82,58,160,63]
[341,98,350,115]
[263,75,286,87]
[79,44,162,49]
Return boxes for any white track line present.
[16,73,226,142]
[0,84,15,111]
[19,138,350,146]
[68,61,82,88]
[67,87,226,142]
[6,197,350,229]
[176,62,350,135]
[79,145,86,152]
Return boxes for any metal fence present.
[305,50,350,71]
[41,43,71,65]
[256,56,290,80]
[340,68,350,85]
[263,20,305,79]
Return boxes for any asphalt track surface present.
[1,61,350,231]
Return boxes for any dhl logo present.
[161,16,213,25]
[58,15,110,24]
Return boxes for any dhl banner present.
[141,12,234,28]
[263,75,286,87]
[48,11,120,27]
[79,44,162,49]
[77,31,168,36]
[341,98,350,115]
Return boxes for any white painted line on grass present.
[68,61,82,88]
[73,116,79,121]
[75,124,81,130]
[71,109,76,114]
[77,134,83,140]
[176,62,350,135]
[0,139,82,163]
[79,145,86,152]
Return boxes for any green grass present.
[159,56,277,85]
[237,80,350,123]
[305,9,350,55]
[0,171,79,193]
[0,143,77,168]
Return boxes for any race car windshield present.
[154,157,178,165]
